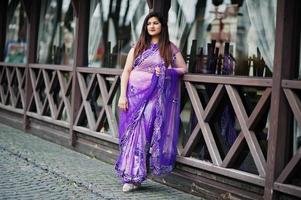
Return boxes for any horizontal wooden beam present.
[76,67,122,75]
[0,62,27,67]
[29,64,73,71]
[176,156,265,186]
[0,104,24,114]
[183,74,272,87]
[73,125,118,144]
[274,182,301,198]
[26,112,70,128]
[282,80,301,89]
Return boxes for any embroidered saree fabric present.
[115,43,181,184]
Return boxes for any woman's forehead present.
[148,17,160,23]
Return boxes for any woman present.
[115,12,187,192]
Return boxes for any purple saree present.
[115,43,181,184]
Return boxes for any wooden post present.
[0,0,8,61]
[147,0,153,11]
[264,0,301,199]
[69,0,90,146]
[23,0,40,129]
[152,0,171,20]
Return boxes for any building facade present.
[0,0,300,199]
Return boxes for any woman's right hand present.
[118,96,128,111]
[155,66,160,77]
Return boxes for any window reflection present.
[88,0,148,68]
[169,0,276,77]
[172,0,274,175]
[37,0,75,65]
[5,0,27,63]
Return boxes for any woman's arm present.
[118,47,135,111]
[173,52,188,74]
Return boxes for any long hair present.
[134,12,172,67]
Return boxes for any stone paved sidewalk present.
[0,123,202,200]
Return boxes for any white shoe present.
[122,183,140,192]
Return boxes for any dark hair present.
[134,12,172,66]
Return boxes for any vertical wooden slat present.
[71,0,79,17]
[42,69,57,118]
[185,82,222,165]
[0,67,7,104]
[83,101,96,130]
[182,84,225,157]
[274,89,301,183]
[6,67,17,107]
[203,84,225,121]
[264,0,301,199]
[16,68,26,108]
[23,0,40,129]
[106,76,119,105]
[69,0,90,146]
[247,88,271,130]
[276,147,301,183]
[96,75,118,137]
[57,71,71,120]
[181,124,201,157]
[221,133,246,168]
[146,0,153,10]
[221,88,271,168]
[20,0,32,20]
[153,0,171,20]
[284,89,301,129]
[29,69,42,115]
[226,85,266,177]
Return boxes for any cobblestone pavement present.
[0,123,202,200]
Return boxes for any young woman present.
[115,11,187,192]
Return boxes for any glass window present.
[168,0,276,77]
[88,0,148,68]
[174,0,275,175]
[4,0,27,63]
[37,0,75,65]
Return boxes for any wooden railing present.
[1,62,301,198]
[25,64,73,128]
[73,67,122,144]
[0,63,26,114]
[272,79,301,197]
[178,75,272,186]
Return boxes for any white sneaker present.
[122,183,135,192]
[122,183,140,192]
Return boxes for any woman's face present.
[147,17,162,37]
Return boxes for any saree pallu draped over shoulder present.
[115,43,181,184]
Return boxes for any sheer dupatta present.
[150,68,181,175]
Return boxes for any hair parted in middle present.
[134,11,172,67]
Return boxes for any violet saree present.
[115,43,181,184]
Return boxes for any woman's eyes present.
[147,22,159,25]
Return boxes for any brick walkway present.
[0,123,202,200]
